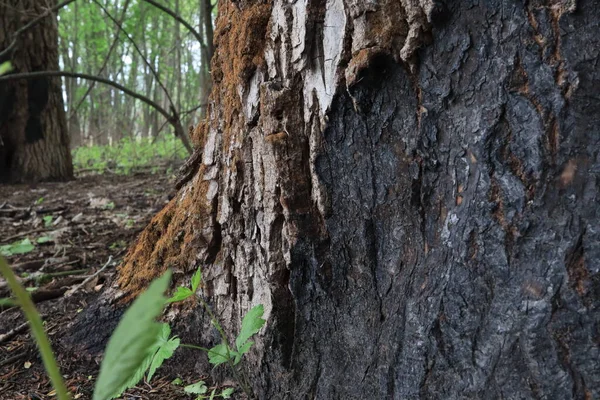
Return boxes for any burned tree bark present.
[111,0,599,398]
[0,0,73,183]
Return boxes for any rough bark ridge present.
[118,0,599,398]
[0,0,73,183]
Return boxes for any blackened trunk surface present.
[0,0,73,183]
[109,1,599,399]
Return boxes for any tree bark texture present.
[115,0,599,398]
[0,0,73,183]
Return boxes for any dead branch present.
[65,256,113,297]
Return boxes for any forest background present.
[58,0,214,172]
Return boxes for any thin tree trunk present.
[197,0,213,119]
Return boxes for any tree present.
[0,0,73,183]
[78,1,600,398]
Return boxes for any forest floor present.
[0,170,195,399]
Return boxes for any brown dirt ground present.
[0,171,209,399]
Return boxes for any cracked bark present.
[0,0,73,183]
[71,0,599,398]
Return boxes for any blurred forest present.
[58,0,215,149]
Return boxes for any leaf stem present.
[179,343,212,353]
[197,296,253,399]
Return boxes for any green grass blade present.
[0,256,70,400]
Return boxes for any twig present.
[1,228,48,243]
[0,269,89,291]
[140,0,206,50]
[0,351,27,368]
[92,0,177,127]
[69,0,131,120]
[65,256,113,297]
[0,321,29,344]
[181,103,208,116]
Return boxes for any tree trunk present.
[96,0,600,398]
[0,0,73,183]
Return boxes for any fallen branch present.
[0,269,88,291]
[1,228,48,244]
[0,321,29,343]
[0,351,27,367]
[65,256,113,297]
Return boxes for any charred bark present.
[77,0,599,399]
[0,0,73,183]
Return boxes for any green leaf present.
[37,236,52,244]
[235,305,266,353]
[0,245,13,257]
[5,239,35,255]
[147,323,180,382]
[191,267,202,292]
[171,377,183,386]
[166,286,193,303]
[184,380,208,395]
[92,270,171,400]
[43,216,53,227]
[207,343,230,366]
[0,297,16,307]
[0,61,12,76]
[233,342,252,365]
[220,388,235,399]
[208,387,217,400]
[112,352,154,397]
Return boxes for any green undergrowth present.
[0,256,266,400]
[72,135,188,175]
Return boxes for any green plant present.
[0,61,12,75]
[166,267,266,398]
[1,238,35,256]
[71,135,188,176]
[109,240,126,250]
[0,260,266,400]
[37,236,52,244]
[184,381,234,399]
[35,197,45,205]
[43,215,53,227]
[93,271,171,400]
[0,256,70,400]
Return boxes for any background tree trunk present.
[94,0,600,398]
[0,0,73,183]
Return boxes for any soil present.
[0,170,204,399]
